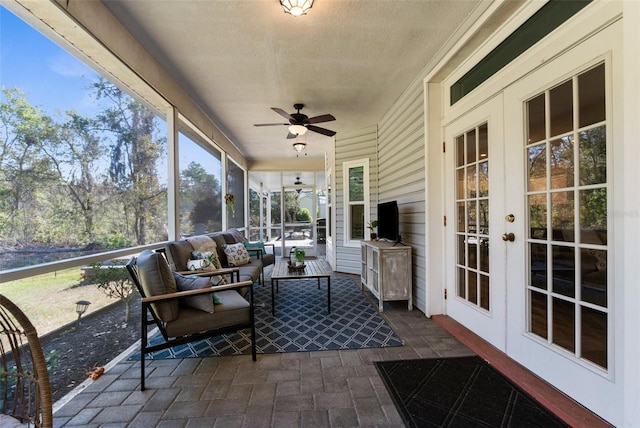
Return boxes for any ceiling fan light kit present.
[254,103,336,139]
[280,0,314,17]
[288,124,307,135]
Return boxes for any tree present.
[0,87,62,242]
[92,79,166,245]
[180,161,222,233]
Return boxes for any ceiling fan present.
[254,103,336,138]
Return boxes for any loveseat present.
[164,229,274,286]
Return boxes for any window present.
[0,7,168,270]
[178,127,222,236]
[343,159,369,246]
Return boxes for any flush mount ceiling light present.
[280,0,314,17]
[288,124,307,136]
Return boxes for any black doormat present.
[375,356,569,428]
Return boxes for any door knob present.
[502,232,515,242]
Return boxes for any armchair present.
[0,295,52,427]
[126,250,256,390]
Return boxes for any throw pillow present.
[222,242,250,267]
[190,250,227,285]
[173,272,214,313]
[244,241,266,255]
[227,228,248,243]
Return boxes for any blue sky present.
[0,5,100,117]
[0,5,224,181]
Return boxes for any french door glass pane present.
[530,243,547,290]
[581,307,607,368]
[527,94,546,143]
[528,144,547,191]
[578,64,605,128]
[530,291,548,339]
[550,136,574,189]
[553,297,575,352]
[579,126,607,185]
[549,80,573,137]
[552,245,575,298]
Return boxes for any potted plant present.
[294,247,306,266]
[367,220,378,240]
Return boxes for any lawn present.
[1,268,122,336]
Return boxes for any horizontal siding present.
[378,82,427,312]
[334,126,378,274]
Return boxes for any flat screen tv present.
[377,201,400,243]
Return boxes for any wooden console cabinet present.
[360,240,412,312]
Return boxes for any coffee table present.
[270,259,331,315]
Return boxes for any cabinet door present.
[372,248,380,294]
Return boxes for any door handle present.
[502,232,515,242]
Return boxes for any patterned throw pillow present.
[222,242,250,267]
[190,251,227,285]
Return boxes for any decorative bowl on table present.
[287,261,306,271]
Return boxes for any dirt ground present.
[41,299,141,403]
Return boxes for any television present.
[377,201,400,243]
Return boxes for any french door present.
[503,24,619,418]
[444,95,508,350]
[445,21,620,421]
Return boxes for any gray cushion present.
[210,233,229,267]
[137,250,179,322]
[262,253,275,266]
[165,289,250,337]
[227,228,248,243]
[173,272,214,313]
[186,235,217,252]
[222,233,236,244]
[165,240,194,271]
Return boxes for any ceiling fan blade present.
[306,114,336,124]
[272,107,295,121]
[306,125,336,137]
[286,132,297,139]
[254,123,288,127]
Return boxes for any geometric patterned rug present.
[128,277,403,360]
[375,356,569,428]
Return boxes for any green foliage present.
[296,207,311,222]
[367,220,378,230]
[87,263,137,322]
[294,247,306,261]
[104,233,133,249]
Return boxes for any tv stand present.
[360,240,412,312]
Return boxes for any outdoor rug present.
[129,277,403,360]
[375,356,569,428]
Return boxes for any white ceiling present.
[101,0,483,170]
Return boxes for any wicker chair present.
[0,295,52,428]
